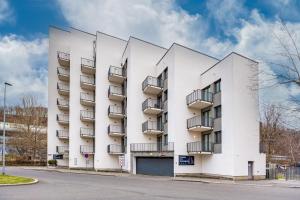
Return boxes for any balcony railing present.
[142,99,162,114]
[107,144,125,154]
[142,121,163,134]
[187,116,213,130]
[130,142,174,152]
[56,130,69,139]
[80,75,95,90]
[57,67,70,81]
[80,92,95,106]
[57,82,70,96]
[108,85,125,101]
[81,58,95,74]
[57,98,69,110]
[107,125,125,136]
[80,110,95,121]
[80,127,95,138]
[142,76,163,94]
[80,145,94,154]
[108,66,125,83]
[57,146,69,154]
[56,114,69,124]
[57,51,70,68]
[108,105,124,119]
[187,141,213,154]
[186,90,213,109]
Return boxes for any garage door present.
[136,157,174,176]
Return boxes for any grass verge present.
[0,174,34,184]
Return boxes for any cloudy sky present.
[0,0,299,126]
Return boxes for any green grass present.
[0,174,34,184]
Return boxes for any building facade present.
[48,26,266,180]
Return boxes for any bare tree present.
[9,95,47,163]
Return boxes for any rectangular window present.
[164,112,168,123]
[215,131,222,144]
[164,68,168,80]
[164,90,168,101]
[214,79,221,93]
[164,134,168,145]
[215,105,221,118]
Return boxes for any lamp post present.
[2,82,12,175]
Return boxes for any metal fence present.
[267,166,300,180]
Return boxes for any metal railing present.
[108,85,124,96]
[57,82,70,91]
[142,99,161,111]
[81,58,95,68]
[108,105,123,115]
[107,144,125,154]
[57,67,70,76]
[187,116,213,129]
[80,110,95,120]
[109,66,124,76]
[56,130,69,138]
[57,146,69,154]
[57,98,69,107]
[57,51,70,61]
[107,125,124,134]
[56,114,69,123]
[187,141,213,153]
[80,127,95,137]
[80,92,95,102]
[80,75,95,85]
[80,145,94,154]
[142,76,162,90]
[186,89,213,105]
[142,121,162,132]
[130,142,174,152]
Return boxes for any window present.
[215,131,222,144]
[215,105,221,118]
[202,86,211,101]
[164,112,168,123]
[164,68,168,80]
[164,134,168,145]
[164,90,168,101]
[214,79,221,93]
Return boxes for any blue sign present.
[53,154,63,159]
[179,155,194,165]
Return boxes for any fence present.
[267,166,300,180]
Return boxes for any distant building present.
[47,26,266,180]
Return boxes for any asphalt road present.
[0,167,299,200]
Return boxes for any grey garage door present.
[136,157,174,176]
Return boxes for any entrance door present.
[202,134,210,151]
[248,161,254,180]
[136,157,174,176]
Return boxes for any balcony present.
[57,82,69,96]
[57,51,70,67]
[187,141,213,154]
[107,124,125,137]
[56,130,69,139]
[108,85,125,101]
[80,110,95,123]
[80,145,94,154]
[108,105,125,119]
[57,67,70,81]
[186,90,213,109]
[142,99,162,114]
[80,92,95,107]
[187,116,213,132]
[57,98,69,111]
[80,127,95,138]
[108,66,125,84]
[80,75,95,91]
[81,58,95,74]
[130,142,174,153]
[142,76,163,95]
[142,121,163,135]
[56,146,69,154]
[107,144,125,155]
[56,114,69,125]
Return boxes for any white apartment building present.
[48,26,266,180]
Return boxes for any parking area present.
[0,167,299,200]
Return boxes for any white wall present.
[48,27,70,166]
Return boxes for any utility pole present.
[2,82,12,175]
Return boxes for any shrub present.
[48,159,57,166]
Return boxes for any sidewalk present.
[23,166,130,177]
[173,176,300,188]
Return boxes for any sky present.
[0,0,300,127]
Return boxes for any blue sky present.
[0,0,300,127]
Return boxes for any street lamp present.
[2,82,12,175]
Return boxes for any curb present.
[0,178,39,187]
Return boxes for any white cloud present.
[0,0,14,24]
[0,35,48,106]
